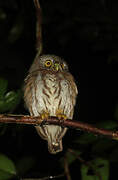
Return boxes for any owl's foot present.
[35,111,49,126]
[40,111,49,120]
[56,109,67,124]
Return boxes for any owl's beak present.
[53,63,61,71]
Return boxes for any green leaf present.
[0,90,22,113]
[81,158,109,180]
[4,90,22,111]
[0,78,8,100]
[0,77,22,113]
[0,154,16,180]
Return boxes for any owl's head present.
[29,54,69,73]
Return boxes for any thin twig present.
[22,179,40,180]
[64,156,72,180]
[68,149,87,164]
[68,149,102,180]
[0,114,118,140]
[21,173,64,180]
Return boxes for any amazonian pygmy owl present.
[24,54,78,154]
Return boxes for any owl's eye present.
[45,60,52,67]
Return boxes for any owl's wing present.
[24,71,38,114]
[64,72,78,100]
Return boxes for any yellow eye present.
[45,60,52,67]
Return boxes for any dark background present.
[0,0,118,179]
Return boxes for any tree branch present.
[0,114,118,140]
[33,0,43,54]
[21,173,64,180]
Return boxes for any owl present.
[24,54,78,154]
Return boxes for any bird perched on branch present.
[24,0,78,154]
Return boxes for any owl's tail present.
[48,140,63,154]
[35,125,65,154]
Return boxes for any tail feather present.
[48,140,63,154]
[35,125,66,154]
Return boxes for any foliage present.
[0,154,16,180]
[0,78,22,113]
[0,0,118,180]
[81,158,109,180]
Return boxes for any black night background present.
[0,0,118,179]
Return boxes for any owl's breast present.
[30,72,75,118]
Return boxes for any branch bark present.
[0,114,118,140]
[33,0,43,54]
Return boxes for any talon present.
[40,111,49,120]
[56,109,67,123]
[57,114,67,121]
